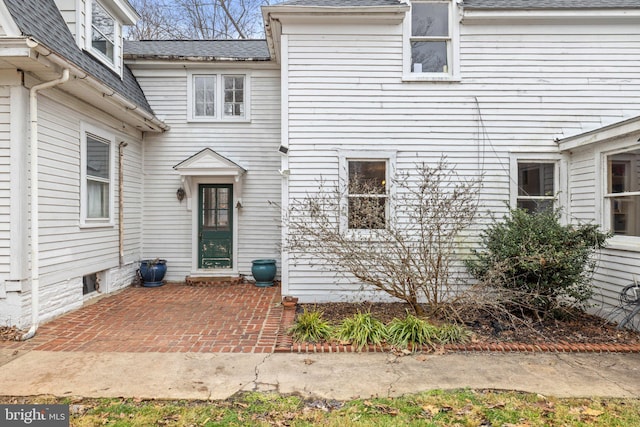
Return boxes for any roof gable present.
[174,148,247,177]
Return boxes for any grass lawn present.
[2,389,639,426]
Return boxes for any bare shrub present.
[285,157,482,316]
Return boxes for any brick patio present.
[1,282,285,353]
[3,282,639,354]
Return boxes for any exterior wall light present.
[176,187,186,202]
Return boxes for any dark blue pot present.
[251,259,277,287]
[140,259,167,287]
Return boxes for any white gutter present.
[25,38,169,132]
[21,68,70,341]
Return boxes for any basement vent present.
[83,273,99,295]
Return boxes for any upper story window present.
[348,160,387,229]
[188,72,250,122]
[91,1,116,64]
[517,162,555,213]
[404,1,459,81]
[84,0,139,75]
[606,149,640,236]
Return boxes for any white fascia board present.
[558,117,640,152]
[0,38,34,58]
[104,0,141,25]
[461,8,640,24]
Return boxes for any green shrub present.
[335,312,387,350]
[288,309,332,343]
[465,207,610,318]
[387,313,440,350]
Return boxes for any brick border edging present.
[274,342,640,354]
[274,304,640,354]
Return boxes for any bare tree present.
[126,0,272,40]
[126,0,184,40]
[285,158,482,317]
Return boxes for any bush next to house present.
[465,208,610,318]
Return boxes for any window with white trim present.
[347,160,388,229]
[605,149,640,236]
[403,0,460,80]
[516,162,555,213]
[189,73,249,121]
[90,1,116,65]
[81,125,114,226]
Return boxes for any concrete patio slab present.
[1,351,638,400]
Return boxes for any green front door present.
[199,184,233,269]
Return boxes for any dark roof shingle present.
[124,40,271,60]
[3,0,153,114]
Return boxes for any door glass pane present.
[202,187,215,227]
[217,188,229,229]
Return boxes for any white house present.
[0,0,639,332]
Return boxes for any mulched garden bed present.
[298,302,640,346]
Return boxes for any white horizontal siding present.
[0,88,9,277]
[283,19,640,300]
[36,93,144,286]
[134,67,282,280]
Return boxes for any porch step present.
[185,276,244,287]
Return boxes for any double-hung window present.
[189,73,249,121]
[516,162,555,213]
[91,1,116,65]
[81,124,114,226]
[347,160,388,229]
[409,1,454,75]
[605,149,640,236]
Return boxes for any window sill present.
[187,117,251,124]
[605,236,640,252]
[84,48,121,78]
[402,73,461,83]
[80,221,115,229]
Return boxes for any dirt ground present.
[299,302,640,345]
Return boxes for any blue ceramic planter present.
[251,259,276,287]
[140,259,167,287]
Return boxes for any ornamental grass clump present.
[386,313,440,351]
[335,311,388,350]
[436,323,472,345]
[288,309,332,343]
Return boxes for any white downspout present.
[118,141,128,267]
[21,69,70,341]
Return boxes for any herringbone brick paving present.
[1,282,284,353]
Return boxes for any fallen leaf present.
[421,404,440,416]
[303,358,315,365]
[583,408,604,417]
